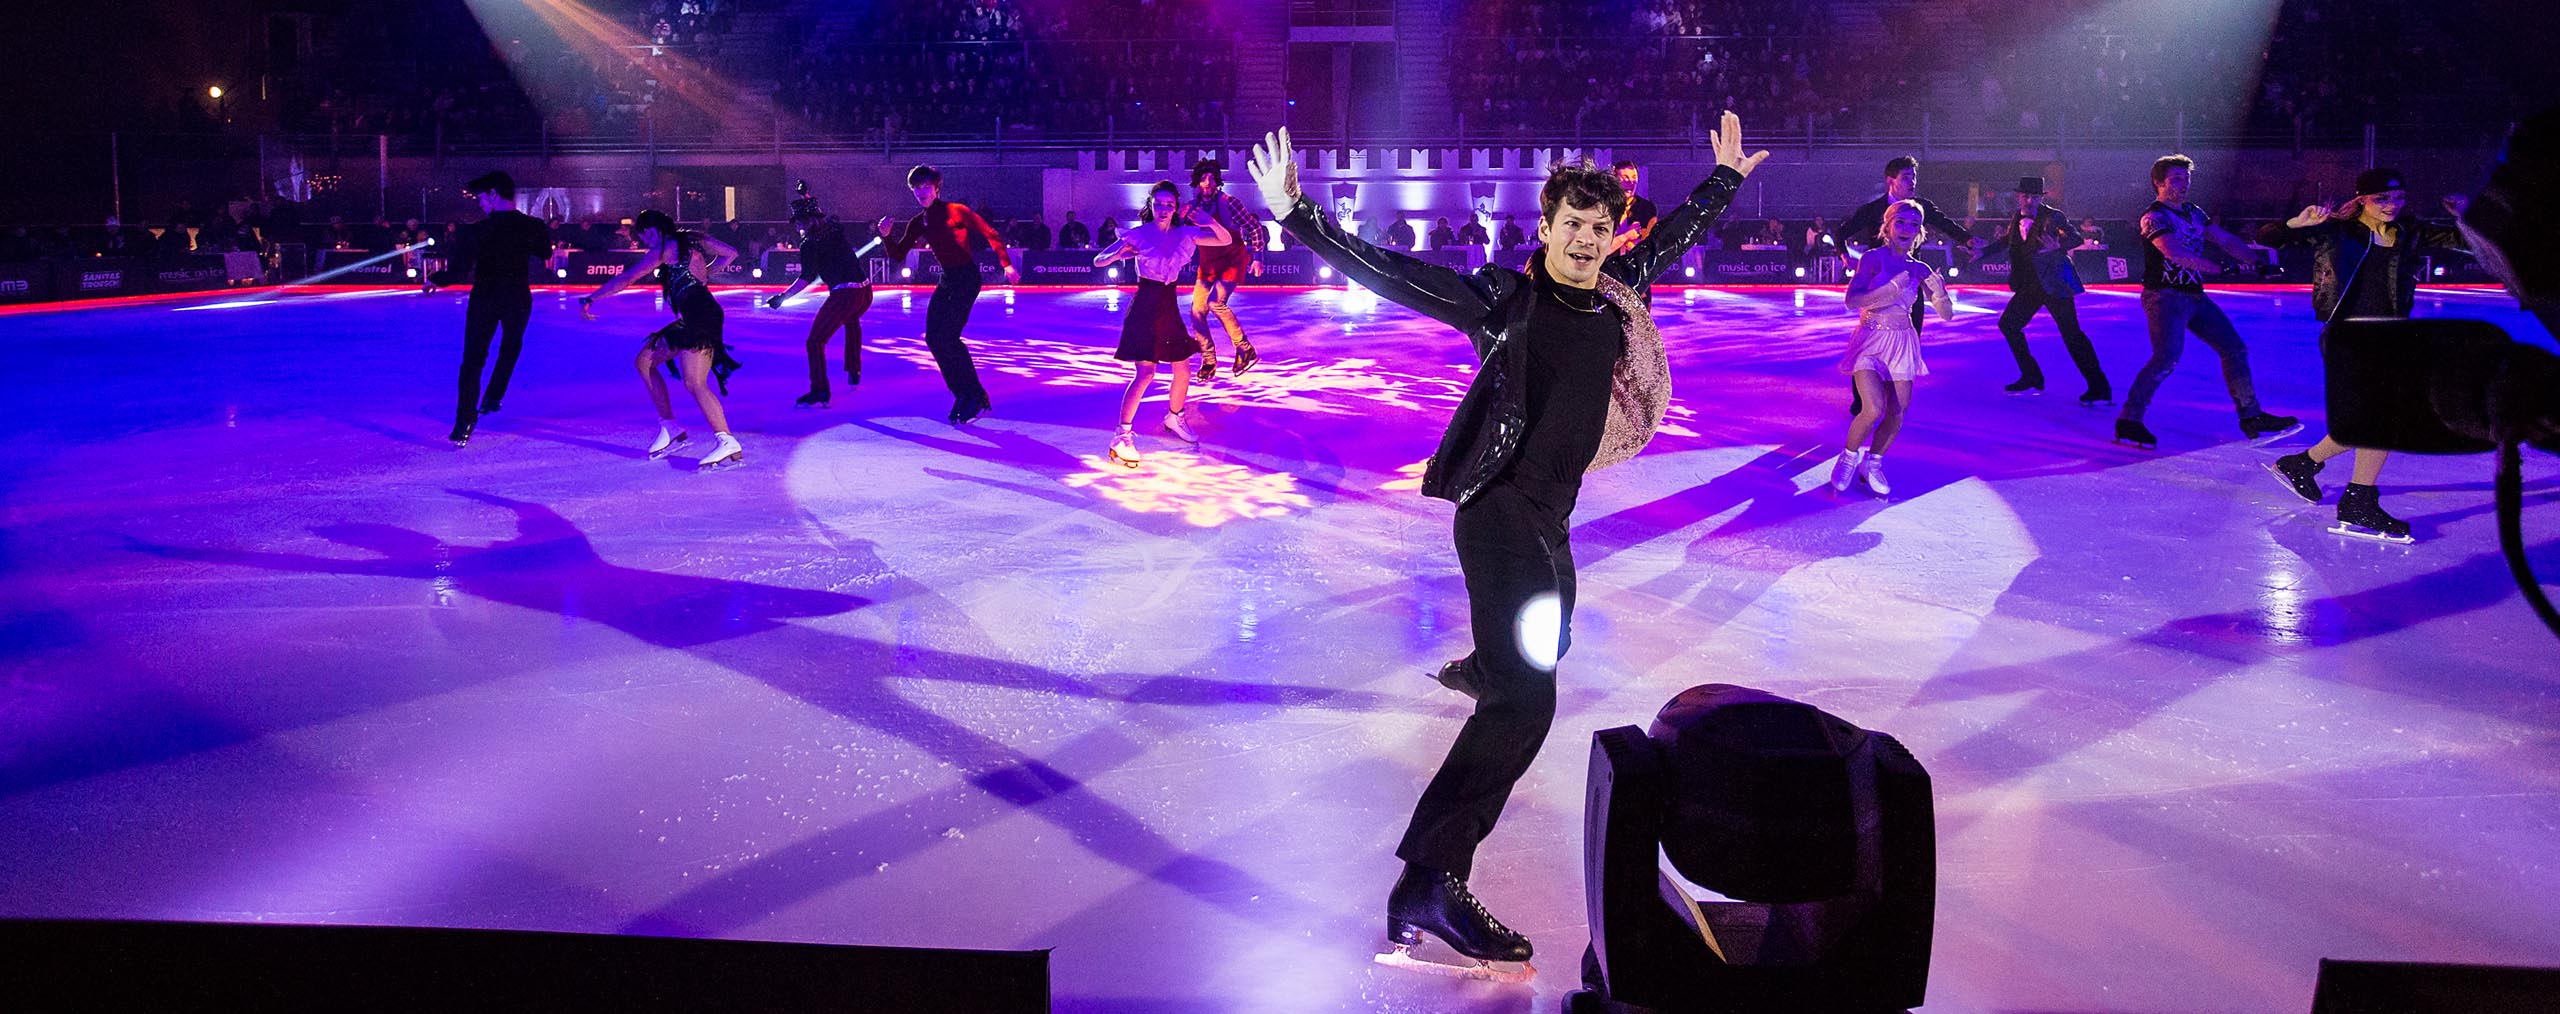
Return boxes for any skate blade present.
[2005,389,2044,397]
[2113,437,2157,451]
[698,454,745,472]
[2246,422,2305,447]
[1108,450,1142,469]
[795,401,830,410]
[2262,462,2322,504]
[2080,398,2116,409]
[1374,946,1534,984]
[2329,522,2415,544]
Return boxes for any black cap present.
[2355,168,2407,197]
[2017,176,2046,195]
[462,170,515,200]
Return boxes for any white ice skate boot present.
[697,432,745,471]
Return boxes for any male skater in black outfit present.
[878,165,1019,424]
[429,170,551,447]
[1832,156,1982,414]
[768,180,873,409]
[1981,176,2112,404]
[1251,113,1766,980]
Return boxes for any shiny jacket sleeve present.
[1279,196,1500,333]
[1612,165,1745,286]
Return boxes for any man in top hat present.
[429,170,552,447]
[767,180,875,410]
[1980,175,2110,404]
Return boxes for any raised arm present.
[1612,110,1765,285]
[878,212,923,261]
[1250,128,1499,332]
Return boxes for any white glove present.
[1247,128,1302,215]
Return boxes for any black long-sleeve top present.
[1831,196,1973,256]
[429,210,551,294]
[795,220,866,288]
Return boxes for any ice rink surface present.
[4,280,2554,1012]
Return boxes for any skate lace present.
[1445,875,1517,938]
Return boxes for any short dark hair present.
[906,165,943,188]
[1190,159,1223,186]
[1611,160,1639,173]
[1539,159,1629,225]
[2152,154,2196,186]
[633,209,676,237]
[463,170,515,200]
[1884,156,1919,178]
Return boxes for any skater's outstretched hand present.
[1708,110,1771,177]
[2287,204,2333,228]
[1248,128,1302,212]
[1002,265,1021,285]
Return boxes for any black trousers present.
[458,289,531,425]
[924,270,988,406]
[1397,483,1576,880]
[1997,289,2108,392]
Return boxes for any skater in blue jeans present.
[2115,154,2300,450]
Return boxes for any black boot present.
[2266,451,2324,503]
[2335,483,2413,541]
[1388,865,1533,963]
[2240,410,2302,445]
[1431,658,1479,701]
[448,417,474,448]
[2003,376,2045,395]
[2114,418,2158,450]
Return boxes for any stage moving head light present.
[1570,685,1934,1014]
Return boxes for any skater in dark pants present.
[2258,169,2472,541]
[1185,159,1267,380]
[581,210,746,470]
[767,180,873,410]
[1980,176,2110,404]
[429,170,551,447]
[1831,157,1982,416]
[878,165,1019,425]
[1252,113,1765,980]
[2116,154,2299,450]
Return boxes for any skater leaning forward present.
[1092,180,1233,467]
[1832,199,1955,498]
[2257,168,2473,542]
[581,210,748,470]
[768,180,875,410]
[1250,113,1765,979]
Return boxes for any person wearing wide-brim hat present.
[1980,175,2111,405]
[2256,168,2474,542]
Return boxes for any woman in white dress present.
[1090,180,1233,466]
[1834,199,1953,495]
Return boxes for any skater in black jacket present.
[2258,169,2472,541]
[1251,112,1766,983]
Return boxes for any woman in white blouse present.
[1092,180,1234,466]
